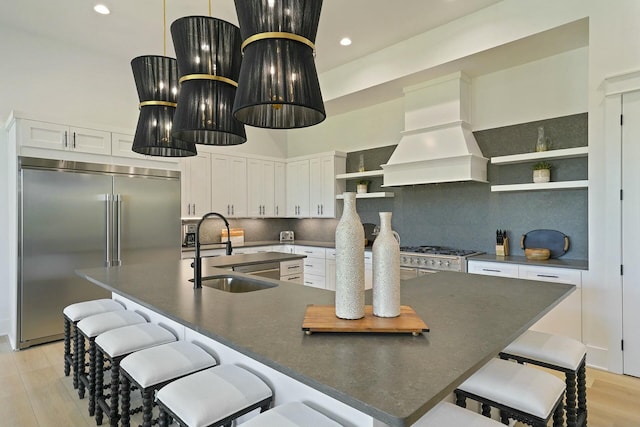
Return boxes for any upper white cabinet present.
[286,160,310,217]
[287,152,346,218]
[211,154,247,218]
[111,133,177,164]
[18,119,111,155]
[247,159,275,217]
[274,162,286,217]
[181,153,212,218]
[309,155,346,218]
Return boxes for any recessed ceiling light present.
[94,4,110,15]
[340,37,352,46]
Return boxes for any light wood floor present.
[1,335,640,427]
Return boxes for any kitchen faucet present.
[193,212,232,289]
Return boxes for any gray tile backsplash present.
[185,114,588,260]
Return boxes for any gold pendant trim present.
[139,101,177,108]
[241,32,315,52]
[179,74,238,87]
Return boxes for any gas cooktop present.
[400,246,481,257]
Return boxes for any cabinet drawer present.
[325,249,337,260]
[518,266,581,287]
[467,261,519,278]
[303,258,326,276]
[280,273,304,285]
[364,251,372,264]
[294,246,326,258]
[281,260,303,276]
[303,273,325,289]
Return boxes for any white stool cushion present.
[63,299,124,322]
[414,402,503,427]
[503,330,587,370]
[458,358,565,420]
[95,323,176,358]
[77,310,146,338]
[121,341,217,388]
[156,365,273,427]
[239,402,343,427]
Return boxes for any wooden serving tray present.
[301,305,429,335]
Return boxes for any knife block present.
[496,237,510,257]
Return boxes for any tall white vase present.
[335,192,365,319]
[372,212,401,317]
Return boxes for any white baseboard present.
[586,344,610,371]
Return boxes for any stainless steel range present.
[399,246,483,278]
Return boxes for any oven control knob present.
[437,260,442,266]
[445,261,451,267]
[401,256,407,263]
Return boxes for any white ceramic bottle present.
[335,192,365,319]
[372,211,401,317]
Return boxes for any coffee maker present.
[183,224,197,247]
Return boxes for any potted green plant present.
[532,161,552,183]
[357,179,370,194]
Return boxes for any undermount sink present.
[190,275,278,293]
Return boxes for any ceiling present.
[0,0,504,73]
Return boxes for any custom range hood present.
[382,72,488,186]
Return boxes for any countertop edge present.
[468,253,588,270]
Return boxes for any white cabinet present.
[18,119,111,155]
[295,246,326,289]
[325,249,372,291]
[247,159,275,217]
[274,162,286,217]
[110,133,177,164]
[286,160,310,217]
[181,153,212,218]
[467,260,582,341]
[309,155,346,218]
[280,259,304,284]
[364,251,373,290]
[211,154,247,217]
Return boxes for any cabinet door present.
[274,162,286,217]
[309,157,322,216]
[18,119,68,151]
[111,133,177,163]
[228,156,247,217]
[247,159,275,217]
[69,126,111,155]
[211,154,247,217]
[467,260,519,278]
[286,160,309,217]
[183,153,211,217]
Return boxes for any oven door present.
[400,267,418,280]
[417,268,438,276]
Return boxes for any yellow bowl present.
[525,248,551,260]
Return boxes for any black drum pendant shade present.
[232,0,326,129]
[131,55,197,157]
[171,16,246,146]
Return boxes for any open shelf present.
[336,192,395,199]
[336,170,384,180]
[491,147,588,165]
[491,180,589,192]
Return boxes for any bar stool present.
[76,310,147,408]
[455,358,566,427]
[94,322,177,427]
[156,364,273,427]
[238,401,343,427]
[500,330,587,427]
[62,299,124,389]
[119,341,217,427]
[413,402,504,427]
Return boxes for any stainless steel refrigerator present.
[18,157,181,349]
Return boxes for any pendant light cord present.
[208,0,212,17]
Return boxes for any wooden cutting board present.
[301,305,429,335]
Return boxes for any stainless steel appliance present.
[280,230,294,243]
[18,157,181,348]
[233,262,280,280]
[183,223,197,247]
[399,245,483,279]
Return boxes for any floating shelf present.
[491,147,588,165]
[336,192,395,199]
[491,180,589,192]
[335,170,384,180]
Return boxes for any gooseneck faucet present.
[193,212,232,289]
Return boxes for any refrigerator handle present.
[114,194,122,266]
[105,194,112,267]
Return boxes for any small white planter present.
[357,184,368,194]
[533,169,550,183]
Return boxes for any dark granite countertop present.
[77,261,573,427]
[469,253,588,270]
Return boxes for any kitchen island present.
[77,259,574,427]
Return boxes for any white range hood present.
[382,72,488,186]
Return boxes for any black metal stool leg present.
[552,401,565,427]
[108,358,121,427]
[120,375,131,427]
[76,333,86,398]
[481,403,491,417]
[88,340,97,416]
[64,318,72,377]
[566,370,578,427]
[578,360,588,426]
[455,392,466,408]
[158,408,169,427]
[95,350,105,425]
[141,388,154,427]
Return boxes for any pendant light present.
[131,1,197,157]
[170,3,246,145]
[232,0,326,129]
